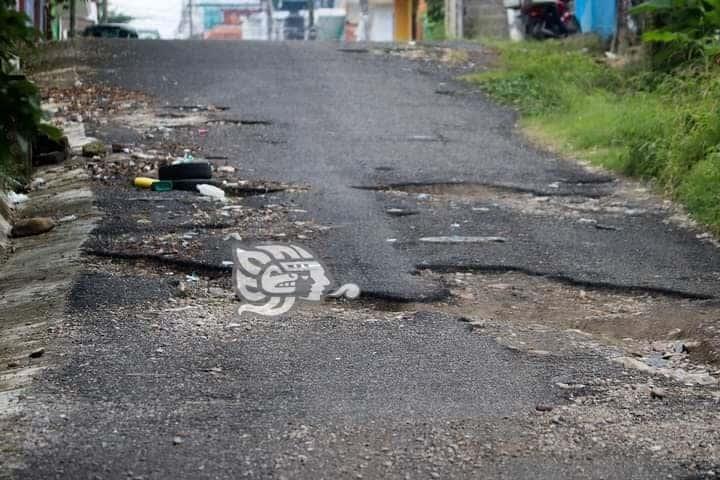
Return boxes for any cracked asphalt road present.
[91,40,720,300]
[4,41,720,480]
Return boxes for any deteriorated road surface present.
[5,41,720,479]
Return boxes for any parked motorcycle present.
[521,0,580,40]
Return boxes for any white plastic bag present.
[196,184,226,200]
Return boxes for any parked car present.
[136,29,161,40]
[82,24,139,39]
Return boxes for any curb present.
[0,165,99,472]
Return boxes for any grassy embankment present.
[465,39,720,233]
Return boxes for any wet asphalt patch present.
[67,272,174,313]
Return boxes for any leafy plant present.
[631,0,720,68]
[468,39,720,233]
[0,0,61,186]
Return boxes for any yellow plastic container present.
[134,177,157,189]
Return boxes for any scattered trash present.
[173,179,222,192]
[417,193,432,201]
[111,143,131,153]
[171,149,195,165]
[221,260,234,267]
[151,181,173,192]
[7,192,29,205]
[134,177,157,189]
[217,165,235,173]
[11,217,56,238]
[131,152,155,161]
[186,273,199,282]
[29,348,45,359]
[30,178,45,189]
[175,282,190,298]
[594,223,620,231]
[58,215,77,223]
[197,184,226,200]
[650,387,667,400]
[159,162,212,180]
[81,141,107,158]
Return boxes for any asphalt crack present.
[419,263,715,300]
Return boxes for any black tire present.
[525,18,546,40]
[159,162,212,180]
[171,178,224,192]
[566,15,581,35]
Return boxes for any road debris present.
[197,184,226,200]
[28,348,45,359]
[81,141,106,158]
[11,218,56,238]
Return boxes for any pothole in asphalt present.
[435,88,459,96]
[429,269,720,371]
[385,208,419,217]
[353,181,660,221]
[224,183,291,198]
[353,181,548,198]
[163,104,230,112]
[205,119,273,126]
[418,236,508,244]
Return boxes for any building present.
[463,0,505,38]
[54,0,99,39]
[13,0,50,37]
[13,1,99,40]
[361,0,418,42]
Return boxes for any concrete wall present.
[463,0,507,38]
[369,4,394,41]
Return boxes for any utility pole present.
[69,0,76,38]
[102,0,109,23]
[307,0,315,39]
[188,0,194,38]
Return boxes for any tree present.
[631,0,720,69]
[612,0,634,53]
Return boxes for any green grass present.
[465,39,720,233]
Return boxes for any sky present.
[110,0,183,38]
